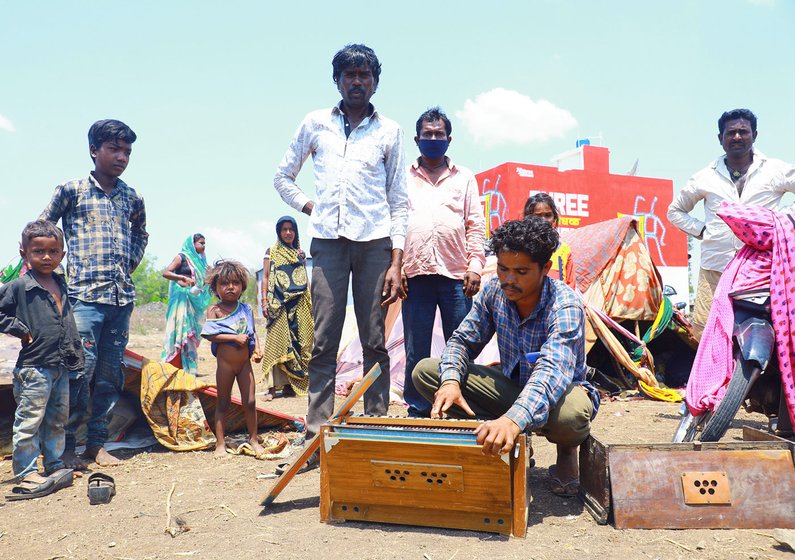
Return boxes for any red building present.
[476,145,688,295]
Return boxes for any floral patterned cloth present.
[686,202,795,428]
[139,359,215,451]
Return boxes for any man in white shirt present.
[668,108,795,340]
[274,44,408,470]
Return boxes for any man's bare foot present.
[549,444,579,497]
[21,472,49,484]
[61,450,89,470]
[553,444,579,481]
[85,446,122,467]
[214,445,229,458]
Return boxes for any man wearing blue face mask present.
[401,107,486,417]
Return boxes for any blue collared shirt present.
[440,276,600,431]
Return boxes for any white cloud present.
[0,113,15,133]
[202,220,275,270]
[456,88,577,147]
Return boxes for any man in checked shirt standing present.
[274,44,407,473]
[413,218,599,497]
[41,119,148,469]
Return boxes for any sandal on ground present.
[87,472,116,505]
[47,468,74,492]
[5,476,56,502]
[548,465,580,497]
[274,452,319,476]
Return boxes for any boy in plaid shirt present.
[41,119,148,468]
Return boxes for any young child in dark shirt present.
[0,220,83,500]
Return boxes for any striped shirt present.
[40,173,148,306]
[440,276,599,431]
[274,102,408,250]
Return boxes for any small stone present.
[108,542,116,548]
[695,541,706,550]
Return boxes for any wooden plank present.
[609,448,795,529]
[579,435,610,525]
[742,426,795,445]
[329,503,514,536]
[261,364,381,508]
[511,434,529,538]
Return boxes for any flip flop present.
[274,451,319,476]
[5,476,56,501]
[47,468,74,492]
[548,465,580,498]
[87,472,116,505]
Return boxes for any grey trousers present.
[412,358,593,447]
[306,237,392,438]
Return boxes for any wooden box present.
[579,428,795,529]
[319,416,529,537]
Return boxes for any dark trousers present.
[402,275,471,416]
[306,237,392,438]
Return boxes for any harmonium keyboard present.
[319,415,529,537]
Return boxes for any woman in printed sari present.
[260,216,313,400]
[161,233,211,374]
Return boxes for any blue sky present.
[1,0,794,274]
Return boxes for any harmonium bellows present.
[319,415,529,537]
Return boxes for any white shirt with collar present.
[667,149,795,272]
[273,103,408,250]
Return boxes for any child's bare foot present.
[262,388,274,402]
[249,437,266,457]
[214,445,229,458]
[61,450,89,470]
[85,446,122,467]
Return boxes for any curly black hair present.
[489,218,559,266]
[206,259,249,297]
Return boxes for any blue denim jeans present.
[402,275,472,416]
[66,300,133,452]
[12,365,69,479]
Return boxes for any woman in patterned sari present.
[261,216,313,400]
[161,234,211,374]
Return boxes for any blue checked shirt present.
[440,276,600,432]
[40,173,148,306]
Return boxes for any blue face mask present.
[418,138,449,160]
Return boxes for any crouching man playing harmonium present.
[412,217,599,497]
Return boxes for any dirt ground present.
[0,307,793,560]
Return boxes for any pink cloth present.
[686,202,795,428]
[402,158,486,280]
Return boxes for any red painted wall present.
[476,145,687,268]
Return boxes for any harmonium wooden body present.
[319,415,529,537]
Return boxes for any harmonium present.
[319,415,529,537]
